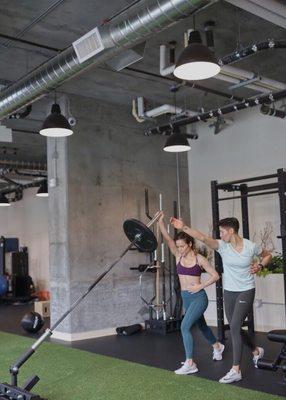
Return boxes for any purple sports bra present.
[176,256,202,277]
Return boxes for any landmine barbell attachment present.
[0,212,160,400]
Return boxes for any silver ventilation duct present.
[0,0,213,120]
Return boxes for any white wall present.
[188,106,286,331]
[0,187,49,290]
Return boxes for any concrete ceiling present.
[0,0,285,169]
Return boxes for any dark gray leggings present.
[224,289,256,365]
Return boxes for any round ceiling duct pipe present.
[0,0,215,120]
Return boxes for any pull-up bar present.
[216,173,278,188]
[218,190,278,202]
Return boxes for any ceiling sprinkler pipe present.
[0,160,47,171]
[145,89,286,135]
[219,40,286,66]
[260,104,286,119]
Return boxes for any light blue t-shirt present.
[217,239,262,292]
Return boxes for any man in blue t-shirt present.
[170,216,272,384]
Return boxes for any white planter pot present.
[254,274,285,331]
[254,274,285,304]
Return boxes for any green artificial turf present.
[0,331,282,400]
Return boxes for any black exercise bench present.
[257,330,286,382]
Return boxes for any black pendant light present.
[163,126,191,153]
[40,103,73,137]
[36,180,49,197]
[174,30,220,81]
[0,193,10,206]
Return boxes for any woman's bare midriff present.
[179,274,201,291]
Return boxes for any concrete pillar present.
[48,95,190,341]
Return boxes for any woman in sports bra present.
[158,212,224,375]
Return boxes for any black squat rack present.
[211,168,286,342]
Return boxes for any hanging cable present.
[232,190,235,217]
[176,154,182,219]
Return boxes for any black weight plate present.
[123,218,158,252]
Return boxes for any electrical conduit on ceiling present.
[145,89,286,135]
[0,0,215,120]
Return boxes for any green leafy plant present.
[252,222,283,277]
[257,254,283,277]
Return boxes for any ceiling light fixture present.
[163,126,191,153]
[174,30,220,81]
[0,193,10,206]
[36,180,49,197]
[40,103,73,137]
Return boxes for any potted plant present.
[253,222,284,307]
[255,253,284,305]
[257,253,284,277]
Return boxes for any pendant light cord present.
[176,153,181,219]
[172,87,182,218]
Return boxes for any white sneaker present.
[219,368,242,384]
[253,346,264,368]
[213,343,225,361]
[174,361,198,375]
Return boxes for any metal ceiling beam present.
[225,0,286,30]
